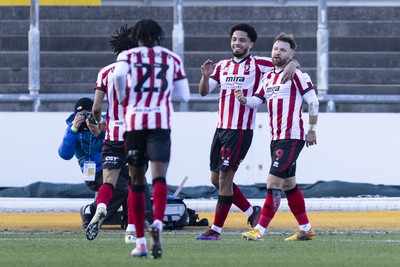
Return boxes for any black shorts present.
[210,128,253,172]
[124,129,171,166]
[269,139,305,178]
[102,140,126,169]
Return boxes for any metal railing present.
[2,93,400,112]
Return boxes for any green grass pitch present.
[0,230,399,267]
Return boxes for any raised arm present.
[199,59,215,96]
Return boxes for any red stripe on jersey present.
[247,108,254,129]
[213,63,222,83]
[142,91,153,130]
[276,99,283,140]
[123,76,130,116]
[142,46,155,129]
[229,130,244,171]
[132,92,143,130]
[113,125,119,140]
[136,51,143,90]
[293,74,305,93]
[166,90,171,129]
[285,82,297,139]
[236,89,247,130]
[148,47,155,91]
[131,113,136,130]
[155,92,163,128]
[272,72,280,84]
[219,90,227,126]
[112,86,120,120]
[162,50,168,88]
[299,102,304,138]
[278,139,298,173]
[268,100,274,137]
[227,92,236,129]
[232,62,240,75]
[222,61,231,76]
[253,64,262,96]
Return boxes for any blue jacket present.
[58,113,105,173]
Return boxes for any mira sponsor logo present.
[226,76,245,83]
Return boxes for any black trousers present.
[86,166,153,223]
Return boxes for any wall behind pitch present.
[0,112,399,187]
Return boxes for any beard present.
[273,57,290,67]
[232,47,248,58]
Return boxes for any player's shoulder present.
[215,58,233,66]
[99,62,117,73]
[295,68,311,78]
[252,55,272,61]
[153,45,180,58]
[252,55,273,66]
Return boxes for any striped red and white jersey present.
[95,62,125,141]
[116,46,187,130]
[210,55,274,130]
[254,68,315,141]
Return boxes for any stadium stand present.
[0,1,399,111]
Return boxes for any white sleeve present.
[208,78,219,93]
[172,78,190,103]
[303,89,318,104]
[303,89,319,116]
[113,61,130,104]
[244,96,263,108]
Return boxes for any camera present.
[83,111,92,120]
[83,112,97,125]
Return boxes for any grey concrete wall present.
[0,5,399,112]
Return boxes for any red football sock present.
[152,177,168,222]
[233,183,251,212]
[127,184,134,225]
[131,186,145,238]
[213,195,233,228]
[285,186,309,225]
[258,189,281,228]
[96,183,114,206]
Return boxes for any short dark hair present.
[109,24,136,55]
[230,23,258,43]
[132,19,165,46]
[274,32,297,50]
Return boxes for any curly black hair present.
[230,23,258,43]
[131,19,165,46]
[109,24,136,54]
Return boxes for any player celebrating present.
[113,19,190,259]
[235,32,319,241]
[195,23,299,241]
[86,25,152,243]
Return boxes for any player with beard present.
[235,32,319,241]
[195,24,299,241]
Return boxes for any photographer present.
[58,97,129,228]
